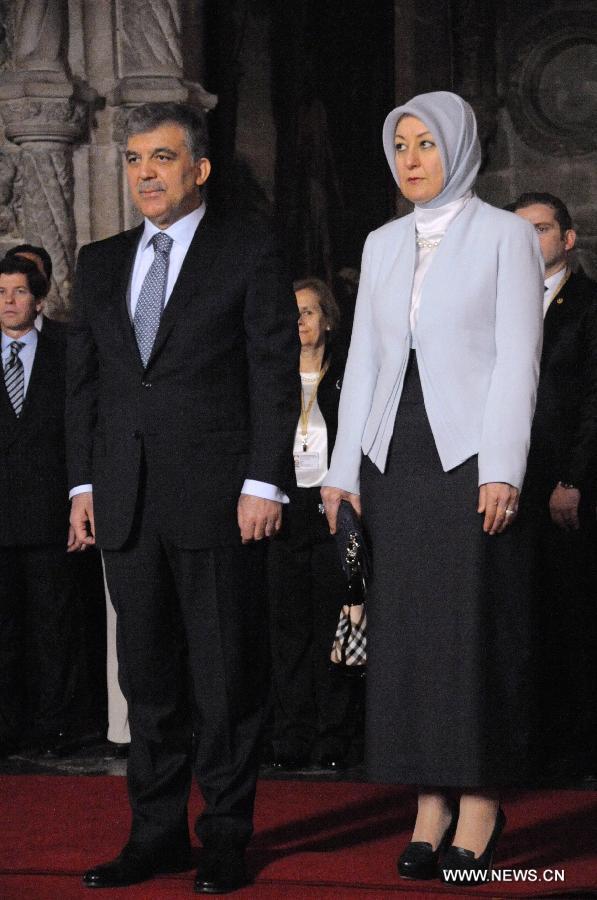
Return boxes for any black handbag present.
[330,500,370,675]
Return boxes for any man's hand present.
[70,491,96,548]
[320,486,361,534]
[549,483,581,531]
[478,482,519,535]
[237,494,282,543]
[67,524,87,553]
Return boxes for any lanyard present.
[299,359,329,452]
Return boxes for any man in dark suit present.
[0,256,77,758]
[514,192,597,777]
[5,244,67,342]
[67,103,299,892]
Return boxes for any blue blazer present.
[324,197,544,493]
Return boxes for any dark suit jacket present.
[0,330,69,546]
[40,315,67,344]
[317,351,345,468]
[527,268,597,497]
[66,208,301,550]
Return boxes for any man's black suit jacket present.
[527,268,597,498]
[66,208,300,550]
[0,330,69,546]
[40,315,67,344]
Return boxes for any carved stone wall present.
[391,0,597,277]
[475,0,597,277]
[0,0,215,317]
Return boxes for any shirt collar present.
[414,191,472,237]
[141,203,206,252]
[544,265,567,293]
[2,326,38,352]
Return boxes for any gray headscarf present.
[382,91,481,209]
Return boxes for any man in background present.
[513,192,597,778]
[0,256,77,758]
[5,243,66,341]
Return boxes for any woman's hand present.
[478,482,519,535]
[320,486,361,534]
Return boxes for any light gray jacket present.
[324,197,544,494]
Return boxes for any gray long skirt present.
[360,353,531,787]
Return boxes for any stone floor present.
[0,730,366,781]
[1,731,595,793]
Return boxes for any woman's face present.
[394,115,444,203]
[296,288,327,350]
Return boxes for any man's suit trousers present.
[102,464,268,854]
[0,545,77,742]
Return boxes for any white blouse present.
[294,372,329,488]
[410,191,472,333]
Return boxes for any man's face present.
[125,123,211,229]
[514,203,576,276]
[0,273,42,335]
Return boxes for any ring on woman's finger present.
[505,508,515,516]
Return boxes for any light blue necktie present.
[4,340,25,416]
[133,232,173,367]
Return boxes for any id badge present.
[294,452,319,469]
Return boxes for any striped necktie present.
[133,232,174,367]
[4,340,25,416]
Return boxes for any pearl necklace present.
[416,235,441,249]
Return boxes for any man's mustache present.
[138,181,165,194]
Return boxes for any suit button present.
[133,430,142,439]
[141,380,152,388]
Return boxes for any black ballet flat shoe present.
[397,805,458,880]
[440,807,506,886]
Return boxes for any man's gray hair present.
[125,102,209,160]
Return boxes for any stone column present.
[110,0,216,107]
[14,0,69,79]
[0,0,95,317]
[0,102,86,317]
[451,0,499,156]
[109,0,216,229]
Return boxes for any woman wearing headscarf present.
[321,92,543,883]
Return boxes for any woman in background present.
[268,278,362,771]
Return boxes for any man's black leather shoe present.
[36,730,69,758]
[271,752,310,771]
[83,848,191,888]
[194,845,249,894]
[317,753,347,771]
[106,740,130,759]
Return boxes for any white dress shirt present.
[543,265,568,318]
[129,205,206,316]
[70,205,287,504]
[411,191,472,333]
[1,326,38,396]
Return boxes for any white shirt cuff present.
[241,479,289,504]
[69,484,93,499]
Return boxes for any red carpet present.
[1,776,595,898]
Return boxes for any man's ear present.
[195,158,211,187]
[564,228,577,253]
